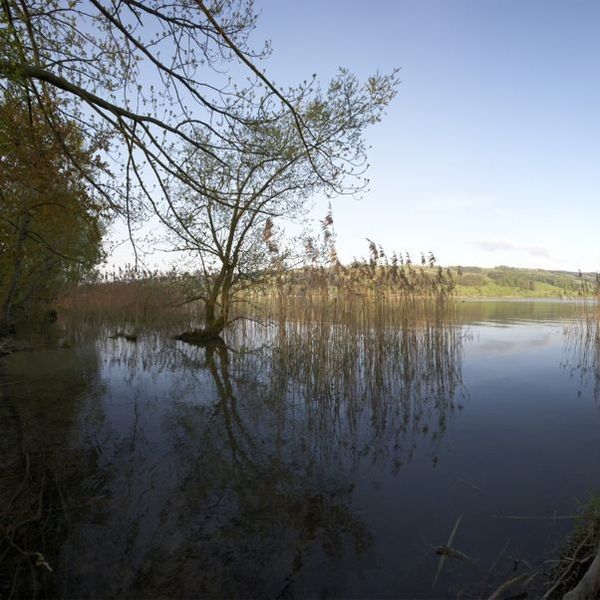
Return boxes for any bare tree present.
[0,1,399,338]
[0,2,391,233]
[166,69,399,340]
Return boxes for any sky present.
[242,0,600,271]
[106,0,600,272]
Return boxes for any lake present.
[1,299,599,598]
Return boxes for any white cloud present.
[475,239,554,260]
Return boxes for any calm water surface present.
[1,300,600,598]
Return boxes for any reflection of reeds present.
[58,269,467,473]
[563,303,600,400]
[58,283,467,471]
[110,301,466,594]
[222,295,467,470]
[67,289,466,474]
[13,292,468,597]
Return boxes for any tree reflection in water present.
[0,344,104,598]
[3,300,466,598]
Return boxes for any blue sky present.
[246,0,600,271]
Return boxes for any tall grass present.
[57,265,467,471]
[218,295,466,468]
[563,302,600,400]
[57,269,201,333]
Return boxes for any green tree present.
[0,92,106,333]
[165,70,398,340]
[0,2,398,254]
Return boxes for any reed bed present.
[207,294,468,471]
[562,302,600,400]
[57,265,467,438]
[57,277,467,475]
[56,229,457,333]
[58,278,194,320]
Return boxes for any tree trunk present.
[203,295,227,339]
[175,268,233,345]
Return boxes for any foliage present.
[164,72,399,337]
[0,0,398,246]
[0,1,264,216]
[0,91,106,332]
[455,266,597,298]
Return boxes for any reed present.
[56,207,456,336]
[56,268,202,334]
[543,495,600,599]
[563,302,600,401]
[62,282,467,472]
[56,241,458,340]
[217,295,467,469]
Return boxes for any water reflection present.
[457,298,586,325]
[121,341,374,598]
[563,306,600,400]
[1,301,467,598]
[0,345,105,598]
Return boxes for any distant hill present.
[454,265,598,297]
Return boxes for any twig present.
[433,515,462,589]
[543,532,593,599]
[563,541,600,600]
[457,477,487,495]
[488,538,511,575]
[488,572,529,600]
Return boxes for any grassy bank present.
[455,266,598,298]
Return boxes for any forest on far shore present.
[454,265,599,297]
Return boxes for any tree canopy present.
[0,2,398,228]
[164,68,398,338]
[0,1,399,336]
[0,91,106,332]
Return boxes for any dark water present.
[1,300,600,598]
